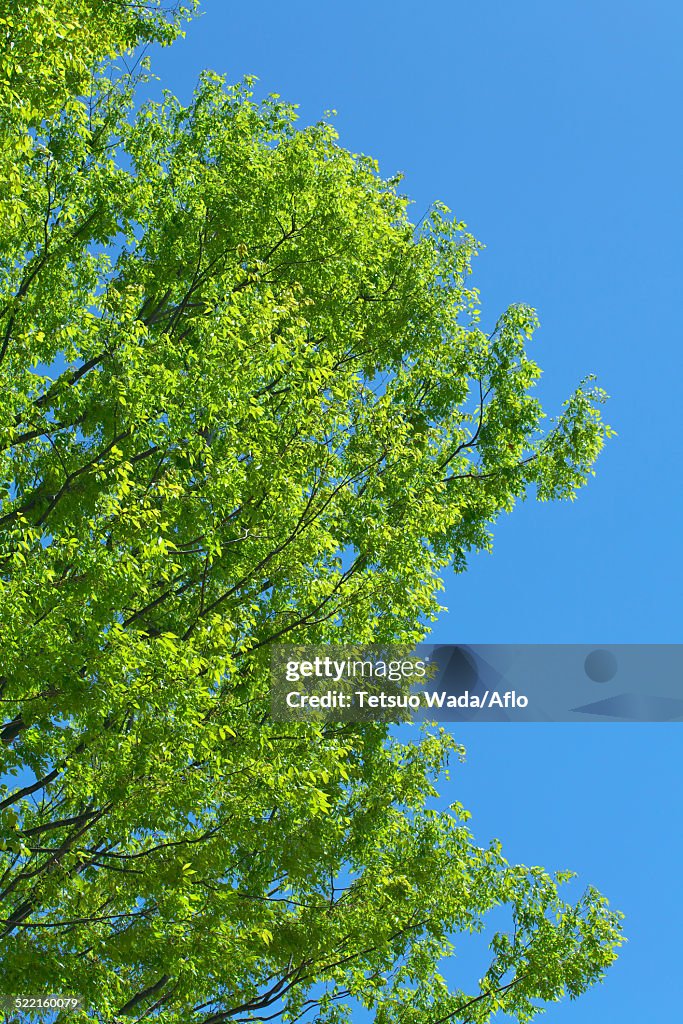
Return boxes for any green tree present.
[0,8,621,1022]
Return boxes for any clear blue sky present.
[146,2,682,1020]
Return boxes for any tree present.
[0,6,622,1022]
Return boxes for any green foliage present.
[0,6,621,1022]
[0,0,196,231]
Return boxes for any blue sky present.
[145,2,682,1020]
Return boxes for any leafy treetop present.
[0,9,621,1023]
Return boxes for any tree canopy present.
[0,4,621,1022]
